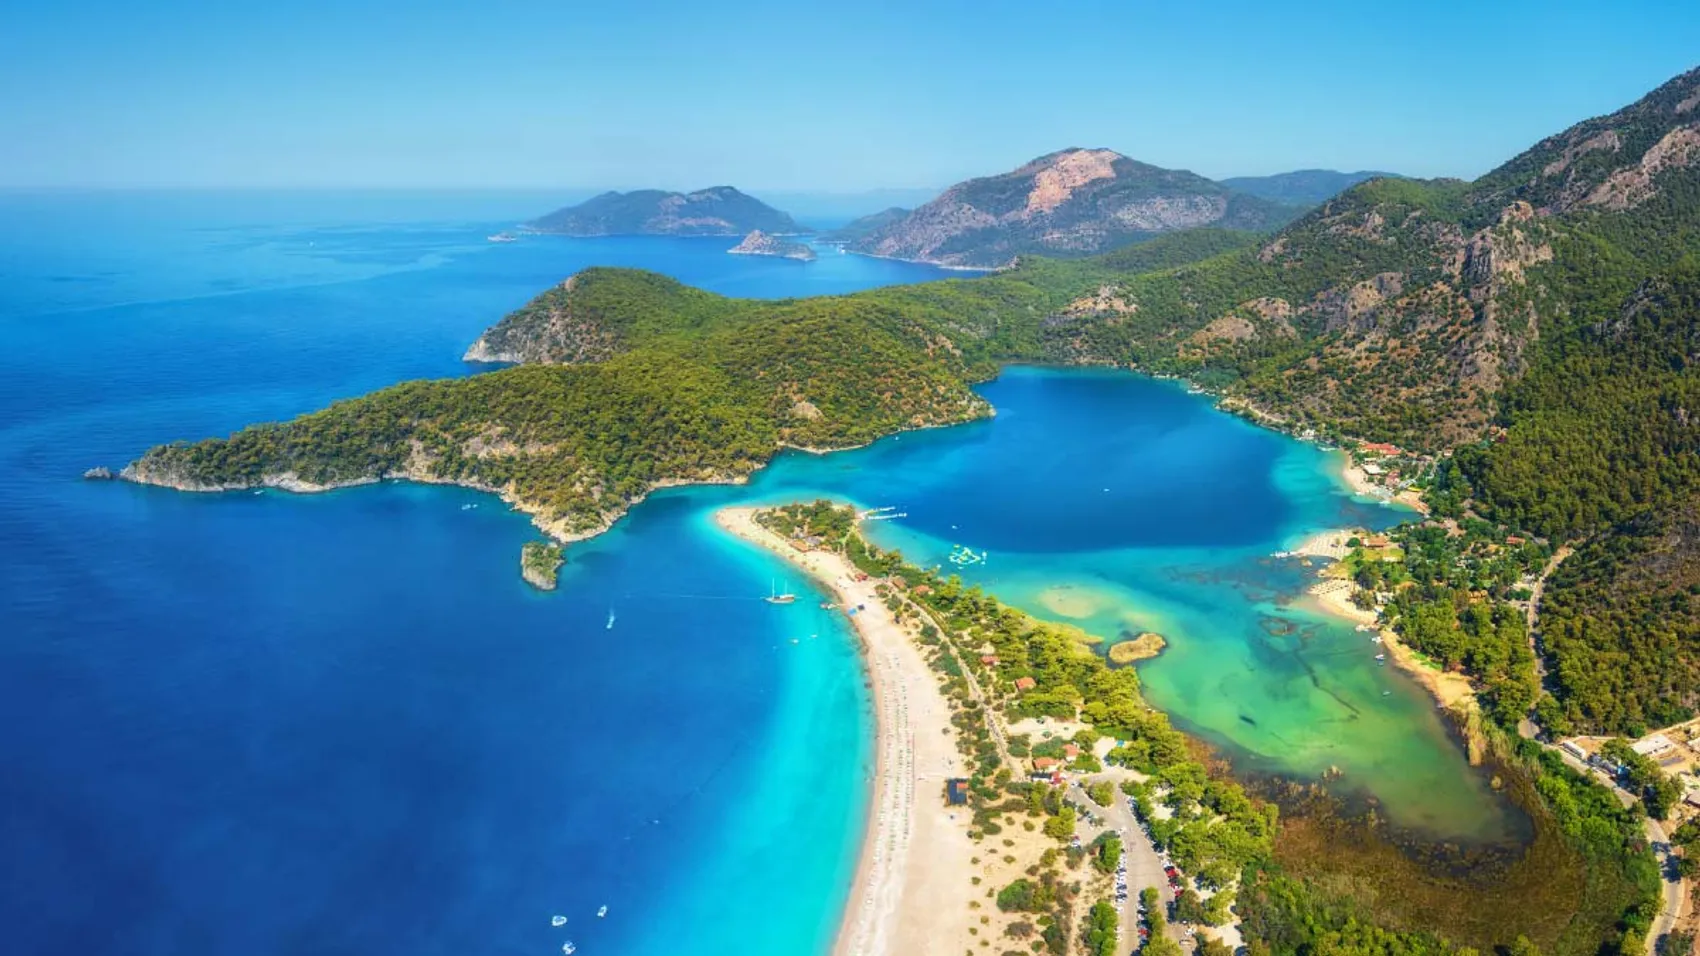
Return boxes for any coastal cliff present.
[727,230,815,260]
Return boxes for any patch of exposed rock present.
[1063,284,1137,318]
[1311,272,1405,335]
[1584,124,1700,210]
[464,275,622,365]
[848,147,1289,268]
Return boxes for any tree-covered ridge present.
[1537,500,1700,736]
[1440,268,1700,734]
[1462,270,1700,540]
[464,269,746,364]
[1045,177,1563,448]
[1467,66,1700,221]
[1219,170,1402,208]
[130,296,995,537]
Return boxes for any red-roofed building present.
[1062,744,1081,759]
[1506,535,1525,546]
[1032,757,1061,772]
[980,655,1000,666]
[1360,442,1401,456]
[1014,676,1037,691]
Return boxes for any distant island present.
[525,186,806,237]
[845,148,1295,268]
[727,229,815,261]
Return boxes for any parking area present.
[1067,776,1189,953]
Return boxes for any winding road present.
[1548,748,1687,954]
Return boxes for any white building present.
[1631,734,1676,758]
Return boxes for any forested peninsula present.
[127,65,1700,955]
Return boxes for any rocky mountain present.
[846,148,1294,268]
[526,186,806,237]
[1219,169,1400,207]
[819,207,910,244]
[727,230,816,261]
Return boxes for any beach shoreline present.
[1300,553,1477,716]
[1333,451,1430,515]
[712,507,974,956]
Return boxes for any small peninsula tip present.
[520,541,564,590]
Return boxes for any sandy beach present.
[1303,563,1477,714]
[713,508,975,956]
[1334,452,1430,514]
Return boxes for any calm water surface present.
[0,192,1511,956]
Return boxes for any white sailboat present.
[765,578,796,605]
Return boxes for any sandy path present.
[714,508,974,956]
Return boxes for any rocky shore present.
[119,455,750,558]
[520,541,564,590]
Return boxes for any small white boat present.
[551,916,567,927]
[597,905,608,918]
[562,943,576,955]
[1374,653,1386,661]
[606,608,616,630]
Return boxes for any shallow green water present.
[728,366,1517,842]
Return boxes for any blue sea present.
[0,192,1512,956]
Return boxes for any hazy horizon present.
[4,1,1698,191]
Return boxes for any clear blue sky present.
[3,0,1697,191]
